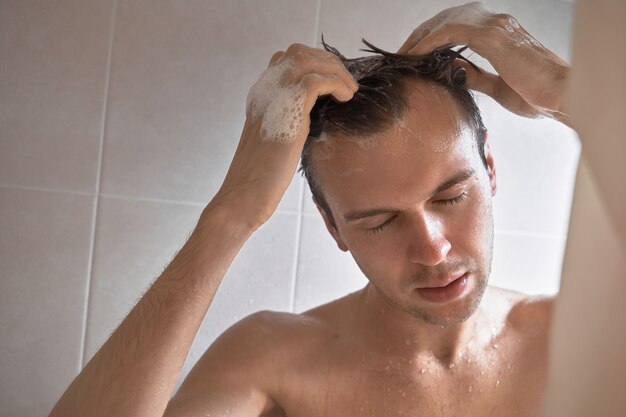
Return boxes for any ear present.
[483,131,497,196]
[312,196,349,252]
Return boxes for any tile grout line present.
[79,0,118,370]
[289,177,306,313]
[0,183,303,216]
[0,183,94,196]
[99,192,207,206]
[289,0,322,313]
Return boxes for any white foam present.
[246,58,307,143]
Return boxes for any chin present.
[407,303,478,327]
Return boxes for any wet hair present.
[299,38,488,229]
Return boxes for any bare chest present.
[271,344,546,417]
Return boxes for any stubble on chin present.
[375,272,490,327]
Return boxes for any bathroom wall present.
[0,1,578,415]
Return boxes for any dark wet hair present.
[299,38,488,229]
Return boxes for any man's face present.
[311,80,497,326]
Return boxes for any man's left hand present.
[398,2,570,126]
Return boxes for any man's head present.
[299,40,497,326]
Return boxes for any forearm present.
[48,201,256,417]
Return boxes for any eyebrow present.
[431,168,476,197]
[343,168,476,222]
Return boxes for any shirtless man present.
[48,3,571,417]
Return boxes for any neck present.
[352,282,485,366]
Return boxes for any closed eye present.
[366,215,397,235]
[365,192,468,235]
[436,191,468,206]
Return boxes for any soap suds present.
[246,58,307,143]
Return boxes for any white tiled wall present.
[0,1,579,415]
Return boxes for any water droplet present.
[449,363,455,369]
[468,385,473,393]
[385,365,390,371]
[480,370,485,375]
[495,380,501,387]
[507,17,520,28]
[420,368,426,374]
[492,343,499,349]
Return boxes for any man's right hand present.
[211,44,358,230]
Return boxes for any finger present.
[278,43,359,91]
[317,51,360,92]
[289,51,359,92]
[397,5,458,54]
[454,59,499,96]
[300,73,356,107]
[455,59,538,117]
[397,26,431,54]
[268,51,284,66]
[407,27,463,55]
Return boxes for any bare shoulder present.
[203,309,333,363]
[196,305,344,370]
[167,309,333,416]
[487,286,555,331]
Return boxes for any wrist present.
[198,194,265,238]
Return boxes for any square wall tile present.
[0,187,94,417]
[490,231,565,295]
[84,196,205,363]
[83,196,298,388]
[294,213,368,314]
[480,95,581,237]
[0,0,114,192]
[101,0,318,211]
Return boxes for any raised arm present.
[48,44,357,417]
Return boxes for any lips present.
[416,273,469,303]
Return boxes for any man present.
[49,3,571,417]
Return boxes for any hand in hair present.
[214,44,359,230]
[397,1,570,126]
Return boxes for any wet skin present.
[165,80,554,417]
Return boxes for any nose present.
[407,211,451,266]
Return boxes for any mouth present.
[416,273,469,303]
